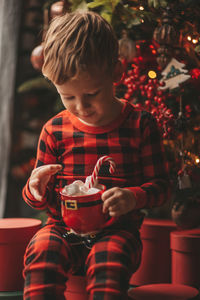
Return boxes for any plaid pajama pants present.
[23,223,142,300]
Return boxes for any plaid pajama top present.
[23,99,171,228]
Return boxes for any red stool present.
[130,218,177,286]
[128,283,199,300]
[0,218,41,292]
[171,228,200,288]
[64,275,87,300]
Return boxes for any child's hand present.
[29,164,62,202]
[102,187,136,217]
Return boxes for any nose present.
[76,97,90,111]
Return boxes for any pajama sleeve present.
[126,111,171,210]
[22,125,58,210]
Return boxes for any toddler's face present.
[55,69,121,126]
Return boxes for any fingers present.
[29,178,43,202]
[29,164,62,202]
[32,164,62,178]
[102,188,119,213]
[103,196,121,217]
[102,187,136,217]
[108,203,121,217]
[101,188,115,201]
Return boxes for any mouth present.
[78,112,94,118]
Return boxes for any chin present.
[78,117,97,126]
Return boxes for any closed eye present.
[86,90,100,97]
[63,96,75,101]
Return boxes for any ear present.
[113,59,124,83]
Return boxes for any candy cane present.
[85,156,116,188]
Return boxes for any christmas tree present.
[12,0,200,227]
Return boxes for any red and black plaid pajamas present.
[23,100,171,299]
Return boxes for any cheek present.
[96,97,108,110]
[62,100,74,111]
[93,101,103,113]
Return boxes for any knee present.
[85,232,142,298]
[86,232,141,271]
[86,241,131,282]
[25,228,60,255]
[85,245,130,298]
[85,231,142,284]
[23,225,70,271]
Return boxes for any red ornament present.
[185,105,192,112]
[140,75,147,83]
[190,68,200,79]
[189,68,200,91]
[145,100,151,107]
[127,70,133,76]
[30,44,44,71]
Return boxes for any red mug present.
[60,184,114,234]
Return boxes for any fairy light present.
[140,19,144,23]
[148,70,157,79]
[186,35,199,44]
[139,6,144,10]
[192,38,198,44]
[195,158,200,164]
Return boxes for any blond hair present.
[42,11,119,84]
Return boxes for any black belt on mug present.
[63,199,102,210]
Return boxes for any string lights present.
[186,35,199,44]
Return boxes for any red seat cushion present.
[128,283,199,300]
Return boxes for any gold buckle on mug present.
[65,200,78,210]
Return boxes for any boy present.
[22,11,171,300]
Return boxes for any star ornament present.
[159,58,191,90]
